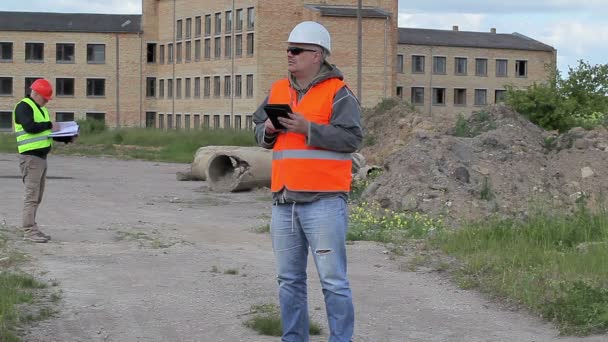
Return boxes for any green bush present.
[77,119,107,134]
[506,61,608,131]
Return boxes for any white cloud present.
[399,12,486,32]
[399,0,608,14]
[2,0,141,14]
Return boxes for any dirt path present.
[0,153,604,342]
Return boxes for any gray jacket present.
[253,62,363,203]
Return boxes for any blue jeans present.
[271,196,354,342]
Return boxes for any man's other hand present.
[278,112,310,135]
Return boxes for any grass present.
[433,205,608,335]
[224,268,239,275]
[1,123,256,163]
[244,304,322,337]
[252,224,270,234]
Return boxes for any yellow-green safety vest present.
[13,98,53,154]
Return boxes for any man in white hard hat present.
[253,21,362,341]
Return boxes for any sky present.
[1,0,606,75]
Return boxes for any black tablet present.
[263,104,293,130]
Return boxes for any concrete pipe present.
[206,147,273,192]
[190,145,243,181]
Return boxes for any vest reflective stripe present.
[13,98,52,153]
[17,135,52,146]
[269,77,352,192]
[273,149,351,161]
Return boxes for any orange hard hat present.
[30,79,53,100]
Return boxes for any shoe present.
[32,223,51,241]
[23,229,49,243]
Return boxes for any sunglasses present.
[286,47,319,55]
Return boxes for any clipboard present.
[263,104,293,130]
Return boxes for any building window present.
[86,79,105,97]
[214,76,221,97]
[475,89,487,105]
[412,55,425,73]
[224,75,231,97]
[204,39,211,59]
[454,88,467,106]
[176,114,182,129]
[235,35,243,57]
[433,57,446,74]
[225,11,232,33]
[396,86,403,99]
[87,44,105,64]
[225,36,232,57]
[168,43,174,63]
[176,19,183,40]
[176,78,182,99]
[455,57,467,75]
[246,74,253,98]
[194,77,201,98]
[146,77,156,97]
[215,13,222,35]
[56,112,74,122]
[247,33,254,56]
[159,45,165,64]
[0,77,13,96]
[495,89,507,103]
[167,114,173,129]
[185,78,191,98]
[235,75,242,97]
[185,41,191,62]
[496,59,508,77]
[194,114,200,128]
[204,77,210,97]
[147,43,157,63]
[247,7,255,30]
[245,115,253,130]
[396,54,404,73]
[167,79,173,98]
[0,111,11,130]
[432,88,446,105]
[159,79,165,98]
[224,115,231,129]
[236,9,243,31]
[185,18,192,39]
[204,15,211,37]
[411,87,424,105]
[195,40,201,61]
[145,112,156,128]
[214,37,221,58]
[234,115,242,130]
[185,114,191,130]
[24,77,40,96]
[176,42,182,63]
[56,78,75,96]
[203,114,210,128]
[475,58,488,76]
[56,43,75,63]
[25,43,44,62]
[516,60,528,77]
[195,16,202,37]
[0,42,13,61]
[159,114,164,129]
[86,112,105,123]
[213,115,220,129]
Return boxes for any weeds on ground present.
[348,202,443,243]
[434,204,608,335]
[244,303,322,336]
[252,224,270,234]
[349,169,382,203]
[480,177,494,201]
[453,111,496,138]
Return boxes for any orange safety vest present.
[268,77,352,193]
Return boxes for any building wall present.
[0,30,141,128]
[396,43,557,118]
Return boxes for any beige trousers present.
[19,154,47,229]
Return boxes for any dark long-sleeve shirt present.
[14,96,52,158]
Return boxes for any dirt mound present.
[361,104,608,223]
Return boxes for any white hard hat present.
[287,21,331,54]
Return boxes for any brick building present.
[396,26,557,117]
[0,1,556,130]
